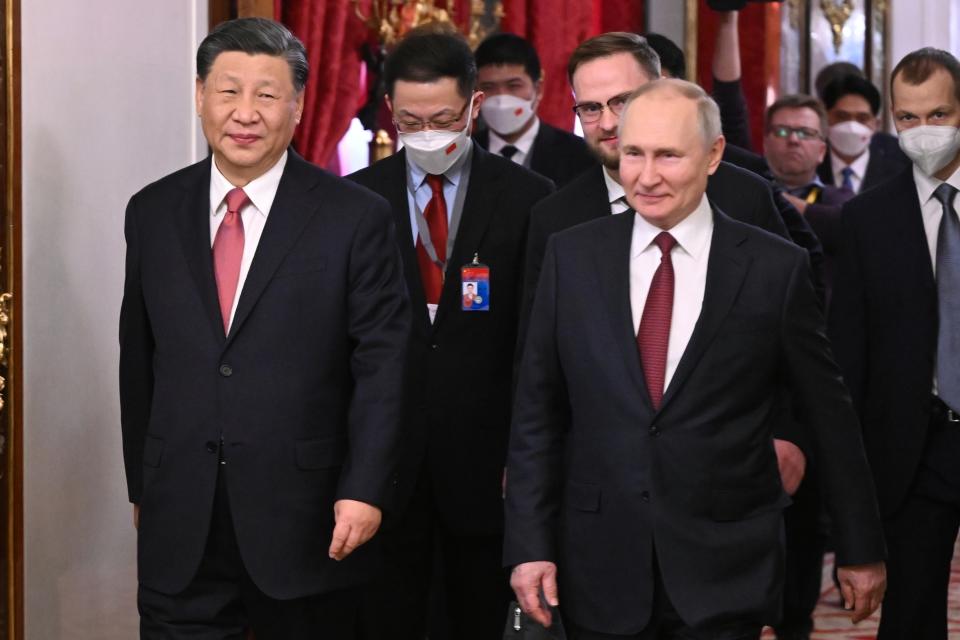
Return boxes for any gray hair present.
[618,78,722,148]
[197,17,309,92]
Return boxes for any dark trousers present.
[138,468,359,640]
[356,472,510,640]
[566,562,762,640]
[877,404,960,640]
[774,475,825,639]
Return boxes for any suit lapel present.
[659,209,750,413]
[175,159,227,345]
[224,153,323,347]
[432,146,498,331]
[890,169,936,293]
[594,210,653,408]
[383,151,432,338]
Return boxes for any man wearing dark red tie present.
[119,18,409,638]
[505,79,886,640]
[350,30,553,640]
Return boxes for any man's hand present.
[782,192,809,214]
[837,562,886,623]
[510,561,559,627]
[328,499,382,561]
[774,438,806,495]
[133,504,140,530]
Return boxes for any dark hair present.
[821,74,881,115]
[384,32,477,99]
[567,32,661,85]
[891,47,960,104]
[643,33,685,80]
[197,17,308,92]
[474,33,542,82]
[765,93,828,135]
[813,61,864,100]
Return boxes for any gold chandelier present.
[352,0,504,48]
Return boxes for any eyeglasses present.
[767,125,823,141]
[572,91,633,123]
[393,101,470,133]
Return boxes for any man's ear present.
[195,77,204,117]
[706,134,726,176]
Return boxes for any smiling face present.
[571,52,655,173]
[618,90,724,230]
[196,51,304,186]
[763,106,827,188]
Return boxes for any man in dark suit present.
[350,32,553,640]
[764,94,855,298]
[829,47,960,640]
[119,18,409,638]
[473,33,595,187]
[817,74,910,194]
[522,33,815,491]
[507,78,886,640]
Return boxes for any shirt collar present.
[406,138,473,191]
[913,163,960,206]
[603,166,626,205]
[780,175,825,198]
[488,117,540,156]
[831,145,870,181]
[210,150,287,217]
[631,194,714,260]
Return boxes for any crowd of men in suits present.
[119,9,960,640]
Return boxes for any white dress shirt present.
[630,195,714,390]
[209,151,287,331]
[830,146,870,193]
[488,117,540,166]
[604,167,632,215]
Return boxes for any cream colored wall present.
[21,2,206,637]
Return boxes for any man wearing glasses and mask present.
[350,30,553,640]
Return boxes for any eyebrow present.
[397,107,459,119]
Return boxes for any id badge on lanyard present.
[461,253,490,312]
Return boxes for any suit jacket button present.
[431,344,438,350]
[219,364,233,377]
[205,441,218,453]
[641,491,650,502]
[649,426,660,437]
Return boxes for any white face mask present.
[828,120,873,158]
[898,125,960,176]
[399,97,474,175]
[480,94,535,136]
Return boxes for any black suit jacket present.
[817,131,911,194]
[119,152,410,598]
[505,208,884,635]
[828,167,938,516]
[475,120,596,188]
[350,145,554,534]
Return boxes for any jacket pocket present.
[295,435,347,470]
[709,485,791,522]
[143,435,164,468]
[565,481,601,513]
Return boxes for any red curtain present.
[501,0,644,131]
[276,1,369,169]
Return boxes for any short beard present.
[588,144,620,172]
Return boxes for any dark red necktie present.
[416,174,448,305]
[213,187,249,333]
[637,232,678,410]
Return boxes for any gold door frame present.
[1,0,22,637]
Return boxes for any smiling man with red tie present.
[505,78,886,640]
[120,18,409,638]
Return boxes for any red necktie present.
[416,174,448,305]
[637,232,678,410]
[213,187,248,333]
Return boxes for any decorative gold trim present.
[352,0,456,47]
[820,0,855,54]
[786,0,803,30]
[3,0,22,637]
[684,0,698,83]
